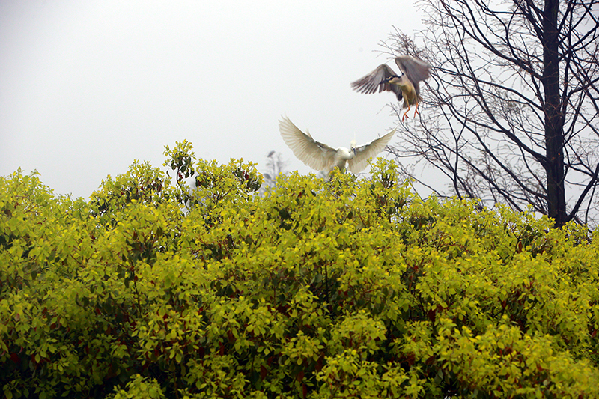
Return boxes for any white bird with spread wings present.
[279,116,395,174]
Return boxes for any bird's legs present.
[402,104,411,121]
[401,102,421,121]
[413,101,420,118]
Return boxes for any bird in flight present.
[351,56,431,121]
[279,116,395,174]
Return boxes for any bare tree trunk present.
[543,0,567,225]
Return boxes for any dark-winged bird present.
[352,56,431,121]
[279,116,395,174]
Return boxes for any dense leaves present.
[1,146,598,398]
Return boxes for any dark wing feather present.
[394,56,430,82]
[279,117,338,172]
[347,129,396,174]
[394,56,431,96]
[351,64,403,101]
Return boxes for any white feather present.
[279,116,395,174]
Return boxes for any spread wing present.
[394,56,430,82]
[351,64,403,101]
[279,117,338,172]
[347,129,396,174]
[394,56,431,96]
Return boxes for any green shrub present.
[1,144,598,398]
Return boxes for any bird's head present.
[387,73,412,90]
[350,139,357,150]
[385,74,402,84]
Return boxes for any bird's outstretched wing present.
[395,56,430,96]
[347,129,396,174]
[279,117,338,172]
[351,64,403,100]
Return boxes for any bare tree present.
[383,0,599,227]
[262,150,287,189]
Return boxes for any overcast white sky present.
[0,1,425,199]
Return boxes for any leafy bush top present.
[1,144,598,398]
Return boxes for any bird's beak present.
[386,75,401,84]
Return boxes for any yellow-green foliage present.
[1,145,598,399]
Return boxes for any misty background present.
[0,1,426,199]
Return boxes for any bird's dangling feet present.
[413,102,420,118]
[402,105,411,121]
